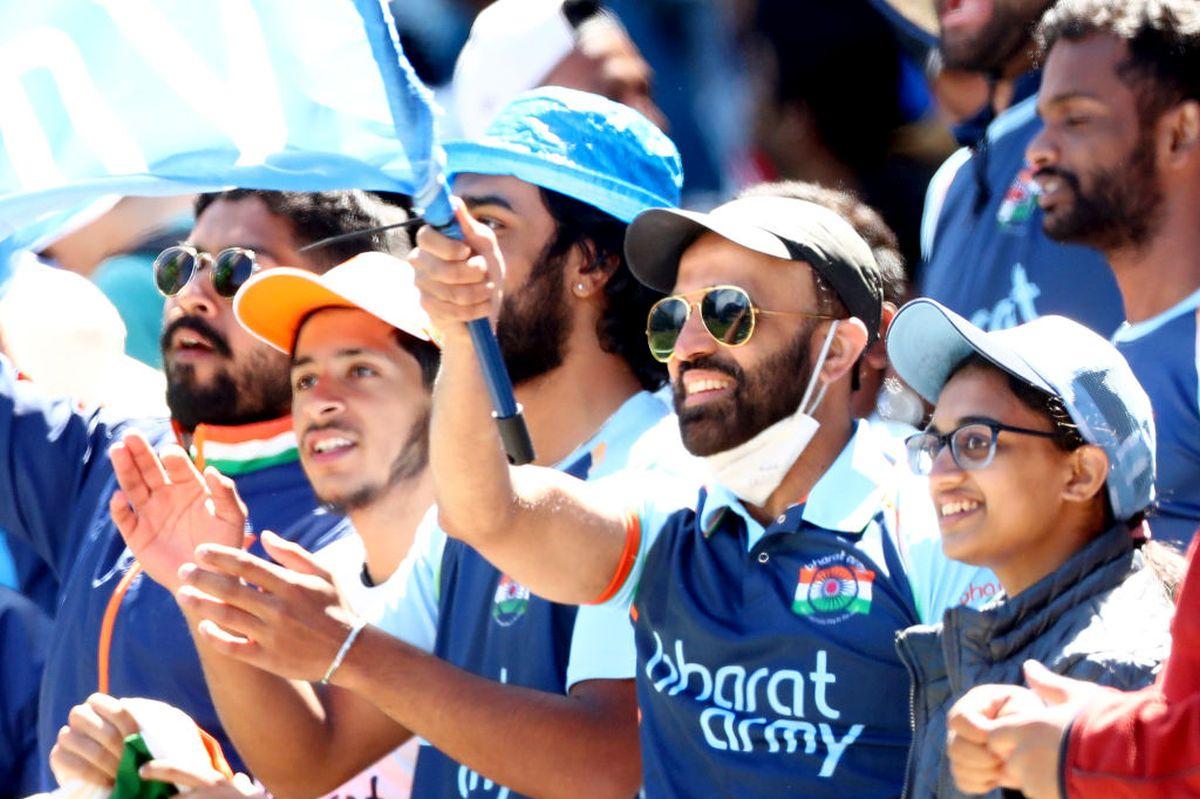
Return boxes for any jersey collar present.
[699,420,904,550]
[175,416,299,476]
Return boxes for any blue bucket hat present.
[443,86,682,222]
[887,298,1156,523]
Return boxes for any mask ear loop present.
[799,320,840,416]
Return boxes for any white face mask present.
[704,321,840,507]
[876,374,926,428]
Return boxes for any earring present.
[576,282,587,295]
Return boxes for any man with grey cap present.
[885,298,1177,798]
[412,186,991,797]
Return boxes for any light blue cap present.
[443,86,683,223]
[887,298,1156,522]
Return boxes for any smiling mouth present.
[938,499,982,520]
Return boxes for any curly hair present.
[193,189,411,272]
[539,188,667,391]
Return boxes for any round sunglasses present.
[905,420,1060,475]
[153,245,260,298]
[645,285,837,363]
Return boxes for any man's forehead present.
[1043,32,1130,98]
[190,196,298,259]
[292,306,396,359]
[674,231,811,291]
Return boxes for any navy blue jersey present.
[918,74,1124,336]
[602,422,994,797]
[0,586,50,798]
[1114,288,1200,548]
[0,359,350,789]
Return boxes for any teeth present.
[686,378,732,395]
[312,437,352,454]
[939,500,980,518]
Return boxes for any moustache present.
[1032,166,1081,191]
[300,420,359,444]
[161,316,233,359]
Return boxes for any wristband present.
[320,618,366,685]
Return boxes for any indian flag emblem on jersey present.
[792,556,875,623]
[492,575,531,627]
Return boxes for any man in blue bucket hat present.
[147,87,697,799]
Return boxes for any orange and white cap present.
[233,251,438,354]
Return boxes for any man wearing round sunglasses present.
[0,188,404,790]
[409,188,991,797]
[885,298,1179,799]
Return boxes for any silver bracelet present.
[320,618,366,685]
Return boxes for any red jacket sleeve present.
[1063,537,1200,798]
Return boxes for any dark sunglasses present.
[905,420,1059,475]
[153,245,260,298]
[645,285,837,363]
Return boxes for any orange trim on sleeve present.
[592,512,641,605]
[98,563,142,694]
[198,727,236,779]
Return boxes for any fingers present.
[110,440,151,507]
[947,720,1004,795]
[1024,659,1084,707]
[54,695,139,784]
[88,693,139,740]
[176,568,272,634]
[260,530,328,579]
[204,468,248,530]
[122,431,171,493]
[161,445,206,488]
[413,221,475,262]
[110,490,138,543]
[50,743,118,788]
[193,544,292,595]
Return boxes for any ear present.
[1162,100,1200,169]
[863,302,897,370]
[566,245,618,299]
[1061,444,1109,505]
[817,316,870,385]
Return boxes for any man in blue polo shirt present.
[7,189,402,789]
[143,89,696,799]
[1027,0,1200,547]
[918,0,1123,335]
[407,185,991,796]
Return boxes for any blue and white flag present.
[0,0,447,279]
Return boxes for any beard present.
[318,412,430,515]
[1038,129,1165,253]
[939,0,1051,72]
[674,319,818,457]
[162,316,292,431]
[495,246,572,386]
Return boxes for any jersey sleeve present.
[564,601,637,690]
[893,472,1001,623]
[0,355,132,579]
[368,508,445,653]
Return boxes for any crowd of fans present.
[3,0,1200,797]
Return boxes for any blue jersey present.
[374,391,698,799]
[0,586,50,798]
[1113,288,1200,548]
[0,359,350,789]
[918,73,1124,335]
[601,421,994,798]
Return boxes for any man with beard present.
[1,188,401,789]
[402,187,990,796]
[1024,0,1200,546]
[115,88,691,799]
[917,0,1124,334]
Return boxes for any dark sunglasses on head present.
[645,284,837,363]
[153,245,260,298]
[905,420,1060,475]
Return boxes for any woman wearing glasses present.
[884,298,1182,799]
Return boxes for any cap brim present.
[235,269,368,354]
[625,207,794,293]
[887,298,1056,405]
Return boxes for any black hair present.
[1036,0,1200,122]
[193,189,412,272]
[538,187,667,391]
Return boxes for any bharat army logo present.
[492,575,531,627]
[792,553,875,625]
[996,166,1040,229]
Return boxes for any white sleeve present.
[896,474,1002,623]
[564,601,637,690]
[367,509,446,653]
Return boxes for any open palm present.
[109,431,247,592]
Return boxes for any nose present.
[301,376,346,422]
[671,302,717,365]
[170,261,219,320]
[1026,125,1057,173]
[927,440,965,486]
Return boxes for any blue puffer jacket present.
[895,525,1173,799]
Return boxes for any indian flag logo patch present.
[792,553,875,625]
[492,575,531,627]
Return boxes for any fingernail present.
[178,563,196,580]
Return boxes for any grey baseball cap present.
[887,298,1157,522]
[624,196,884,342]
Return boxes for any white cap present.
[0,253,168,417]
[451,0,576,139]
